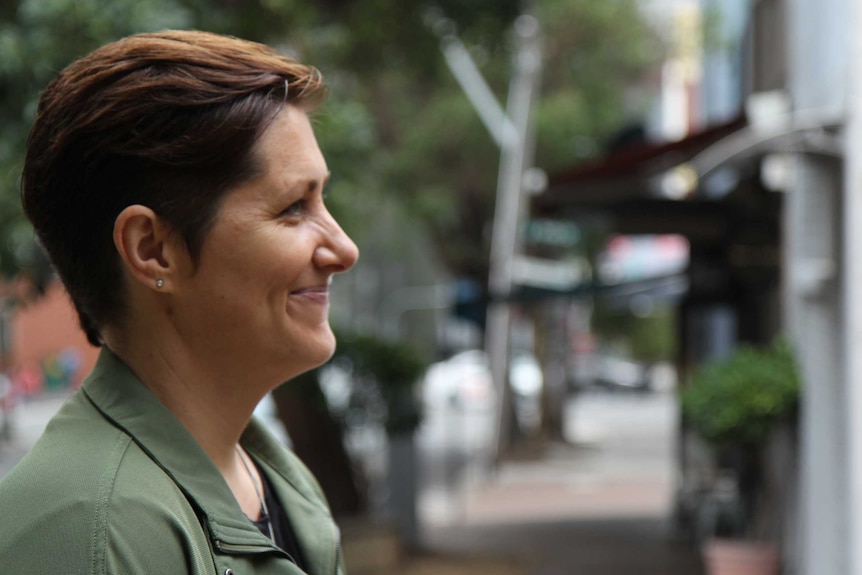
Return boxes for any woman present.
[0,31,358,575]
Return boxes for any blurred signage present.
[511,255,588,291]
[523,219,581,247]
[598,234,689,284]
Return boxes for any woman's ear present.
[113,205,181,291]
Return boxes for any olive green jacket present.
[0,350,344,575]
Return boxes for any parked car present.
[594,355,651,391]
[422,350,544,431]
[423,350,495,412]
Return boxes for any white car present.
[423,350,495,412]
[595,356,650,391]
[423,350,544,410]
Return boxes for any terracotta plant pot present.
[703,539,781,575]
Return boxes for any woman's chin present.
[287,331,337,375]
[309,342,337,369]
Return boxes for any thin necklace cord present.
[236,445,275,541]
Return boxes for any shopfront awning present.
[532,111,842,241]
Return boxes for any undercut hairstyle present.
[21,30,326,346]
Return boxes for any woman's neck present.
[104,328,275,518]
[102,323,268,471]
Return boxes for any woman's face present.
[168,105,358,381]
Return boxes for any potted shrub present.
[681,339,801,575]
[325,332,428,551]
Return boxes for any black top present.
[252,469,307,570]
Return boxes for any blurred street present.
[417,387,704,574]
[0,392,70,478]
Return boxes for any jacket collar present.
[242,425,339,575]
[81,349,337,575]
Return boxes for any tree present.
[316,0,663,286]
[1,0,663,302]
[272,330,427,518]
[592,303,678,365]
[0,0,177,279]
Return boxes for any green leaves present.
[0,0,192,284]
[0,0,664,296]
[331,331,428,436]
[682,340,801,447]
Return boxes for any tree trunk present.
[535,300,568,442]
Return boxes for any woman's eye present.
[280,200,306,218]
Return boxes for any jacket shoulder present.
[0,393,214,574]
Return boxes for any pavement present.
[417,441,704,575]
[411,389,706,575]
[0,390,706,575]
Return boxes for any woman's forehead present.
[255,106,328,183]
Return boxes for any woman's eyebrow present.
[307,172,331,193]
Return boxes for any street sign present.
[523,219,581,247]
[510,255,589,291]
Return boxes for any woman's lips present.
[290,286,329,304]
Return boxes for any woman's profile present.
[0,30,358,574]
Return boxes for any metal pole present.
[486,12,542,462]
[439,35,519,149]
[426,10,517,149]
[844,0,862,570]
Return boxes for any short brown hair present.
[22,31,326,346]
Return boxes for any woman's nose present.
[314,217,359,273]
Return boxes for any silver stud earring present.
[155,279,165,288]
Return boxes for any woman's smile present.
[289,284,331,305]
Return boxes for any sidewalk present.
[417,442,704,575]
[423,515,702,575]
[407,389,706,575]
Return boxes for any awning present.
[539,114,746,207]
[532,111,842,241]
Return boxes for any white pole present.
[427,7,542,462]
[843,0,862,570]
[426,10,516,149]
[486,13,542,461]
[439,35,519,148]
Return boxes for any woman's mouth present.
[290,286,330,304]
